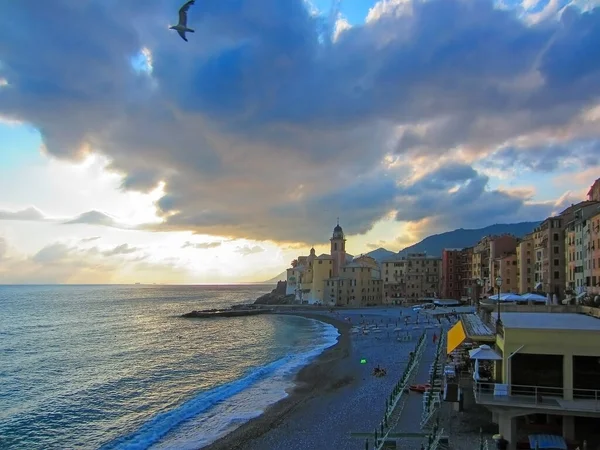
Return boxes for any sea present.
[0,284,339,450]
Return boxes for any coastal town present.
[239,176,600,450]
[286,177,600,308]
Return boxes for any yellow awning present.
[447,320,466,355]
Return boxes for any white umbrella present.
[546,293,552,305]
[470,344,502,380]
[552,293,558,305]
[468,344,502,361]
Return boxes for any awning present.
[528,434,567,450]
[447,320,466,354]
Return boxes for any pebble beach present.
[203,306,490,450]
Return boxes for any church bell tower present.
[330,218,346,277]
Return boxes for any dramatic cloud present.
[64,210,128,229]
[80,236,101,243]
[0,206,46,221]
[101,243,139,257]
[236,245,265,256]
[182,241,222,249]
[1,0,599,244]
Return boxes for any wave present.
[101,319,339,450]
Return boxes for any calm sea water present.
[0,285,339,450]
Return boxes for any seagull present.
[170,0,196,42]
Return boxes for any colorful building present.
[286,222,383,306]
[472,235,518,294]
[516,234,534,294]
[382,253,441,301]
[591,211,600,296]
[441,249,462,300]
[563,203,600,296]
[491,253,518,294]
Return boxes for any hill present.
[363,247,398,263]
[263,270,287,284]
[398,221,540,257]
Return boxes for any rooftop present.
[491,312,600,331]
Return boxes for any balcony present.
[473,382,600,415]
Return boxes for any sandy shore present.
[203,307,451,450]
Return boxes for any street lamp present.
[495,275,503,325]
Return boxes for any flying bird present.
[170,0,196,42]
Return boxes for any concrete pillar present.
[563,353,573,400]
[562,416,575,440]
[498,414,518,450]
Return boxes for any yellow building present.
[516,234,535,294]
[455,310,600,449]
[286,222,382,306]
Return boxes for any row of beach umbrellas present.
[487,292,557,304]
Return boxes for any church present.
[285,222,384,306]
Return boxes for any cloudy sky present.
[1,0,599,284]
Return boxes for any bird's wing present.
[178,0,195,27]
[177,30,188,42]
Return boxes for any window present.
[554,271,560,280]
[553,233,559,241]
[553,246,559,254]
[553,259,559,266]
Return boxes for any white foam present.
[113,319,339,450]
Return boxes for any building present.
[565,204,600,295]
[587,177,600,202]
[491,253,519,294]
[472,235,518,294]
[516,234,535,294]
[286,222,383,306]
[591,211,600,296]
[382,253,441,301]
[534,202,598,299]
[466,310,600,449]
[442,249,462,300]
[459,247,474,299]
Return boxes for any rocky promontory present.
[254,280,294,305]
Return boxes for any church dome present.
[332,223,344,239]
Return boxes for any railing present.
[473,382,600,412]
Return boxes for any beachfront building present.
[465,310,600,449]
[382,252,441,302]
[442,249,462,300]
[516,234,535,294]
[591,211,600,296]
[472,235,518,295]
[534,202,599,299]
[459,247,474,299]
[491,253,519,294]
[286,222,383,306]
[565,203,600,296]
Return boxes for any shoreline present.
[202,312,354,450]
